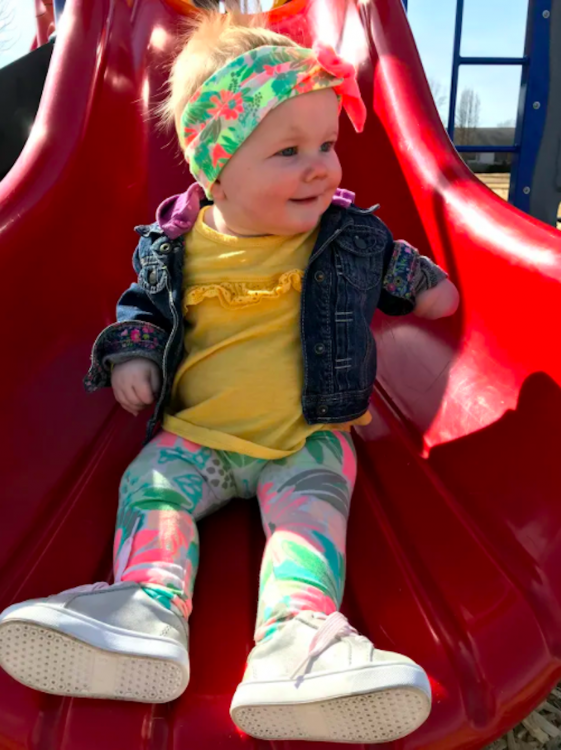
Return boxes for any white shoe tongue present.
[291,612,356,678]
[60,581,111,595]
[60,580,134,596]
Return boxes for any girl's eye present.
[321,141,336,152]
[277,146,298,157]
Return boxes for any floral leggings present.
[115,429,357,643]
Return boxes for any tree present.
[0,0,19,53]
[455,88,481,145]
[428,78,448,120]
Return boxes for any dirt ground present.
[485,688,561,750]
[478,172,512,202]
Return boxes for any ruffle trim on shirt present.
[183,270,304,312]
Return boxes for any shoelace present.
[60,519,140,595]
[290,611,358,679]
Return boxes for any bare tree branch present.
[428,77,448,115]
[455,88,481,145]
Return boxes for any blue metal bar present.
[402,0,408,9]
[456,145,519,153]
[509,0,551,210]
[459,56,529,66]
[445,0,550,213]
[447,0,465,140]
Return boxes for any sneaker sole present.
[0,609,189,703]
[230,664,431,743]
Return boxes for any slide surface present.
[0,0,560,748]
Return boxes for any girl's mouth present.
[290,196,319,204]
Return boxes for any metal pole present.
[510,0,551,214]
[447,0,465,140]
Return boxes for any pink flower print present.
[188,90,201,105]
[263,59,295,76]
[170,594,191,620]
[263,62,291,77]
[258,481,276,515]
[124,527,179,568]
[290,587,338,616]
[183,120,205,147]
[130,329,141,343]
[208,90,244,121]
[156,431,179,449]
[211,143,229,168]
[181,438,206,454]
[263,64,280,76]
[294,75,316,95]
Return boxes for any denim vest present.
[84,192,440,441]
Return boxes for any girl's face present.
[209,89,342,237]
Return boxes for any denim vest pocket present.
[138,261,168,294]
[334,227,384,291]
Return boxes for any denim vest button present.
[160,243,171,254]
[315,343,326,355]
[148,270,158,285]
[314,271,326,283]
[353,235,367,250]
[318,406,328,416]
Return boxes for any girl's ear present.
[210,179,225,202]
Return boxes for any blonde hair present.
[160,10,298,143]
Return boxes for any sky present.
[0,0,36,69]
[408,0,529,127]
[1,0,529,128]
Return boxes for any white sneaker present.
[0,582,189,703]
[230,611,431,744]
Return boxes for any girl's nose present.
[303,156,328,183]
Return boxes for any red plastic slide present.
[0,0,560,747]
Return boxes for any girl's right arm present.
[111,358,162,416]
[83,233,172,399]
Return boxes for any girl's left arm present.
[378,240,459,320]
[413,278,460,319]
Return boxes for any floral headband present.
[180,42,367,196]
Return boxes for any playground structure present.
[441,0,560,227]
[0,0,560,748]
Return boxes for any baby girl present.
[0,12,458,745]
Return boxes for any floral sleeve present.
[378,240,448,316]
[83,234,173,392]
[83,321,169,392]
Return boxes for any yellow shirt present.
[163,208,370,459]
